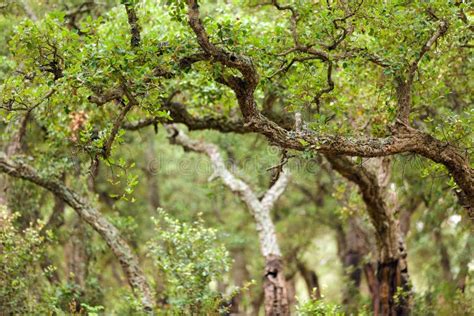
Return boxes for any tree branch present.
[186,0,259,89]
[123,96,472,216]
[397,20,449,124]
[408,20,448,83]
[261,168,290,211]
[0,152,154,312]
[123,101,251,133]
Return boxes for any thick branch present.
[123,101,251,133]
[166,124,290,314]
[327,155,411,314]
[0,152,154,312]
[326,155,396,256]
[261,169,290,212]
[126,97,472,215]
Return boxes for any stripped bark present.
[0,152,154,312]
[166,124,290,315]
[364,262,381,314]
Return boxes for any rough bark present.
[130,106,473,219]
[264,255,289,316]
[123,1,141,48]
[167,124,290,315]
[364,263,381,315]
[399,196,422,237]
[0,152,154,312]
[328,156,411,315]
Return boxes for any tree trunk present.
[66,219,90,290]
[375,218,410,316]
[327,155,412,315]
[296,259,321,300]
[364,263,380,315]
[65,219,90,312]
[264,255,289,316]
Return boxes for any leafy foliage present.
[0,207,51,314]
[147,210,231,314]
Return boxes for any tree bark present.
[264,255,289,316]
[328,155,411,315]
[0,153,155,312]
[364,263,381,315]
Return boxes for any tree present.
[167,124,291,315]
[0,0,471,314]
